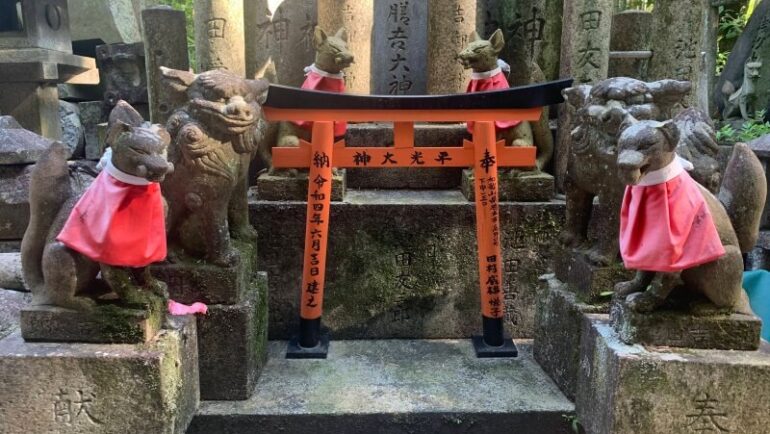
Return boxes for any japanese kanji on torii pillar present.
[263,80,572,359]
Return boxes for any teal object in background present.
[744,270,770,342]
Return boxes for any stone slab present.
[69,0,142,44]
[21,300,164,344]
[576,317,770,434]
[0,241,21,253]
[461,169,555,202]
[59,100,85,159]
[553,244,632,303]
[197,272,269,401]
[0,82,61,140]
[0,252,25,291]
[152,240,257,305]
[79,101,108,160]
[0,315,199,434]
[0,289,30,340]
[372,0,428,95]
[254,170,346,202]
[610,297,762,351]
[188,340,575,434]
[533,274,608,401]
[252,189,565,340]
[0,116,57,164]
[0,164,32,240]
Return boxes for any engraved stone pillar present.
[372,0,428,95]
[194,0,246,76]
[245,0,318,86]
[318,0,374,94]
[647,0,715,112]
[554,0,612,191]
[608,10,652,79]
[427,0,477,94]
[142,6,190,125]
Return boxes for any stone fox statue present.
[22,102,174,310]
[161,67,269,266]
[614,120,766,314]
[457,29,551,171]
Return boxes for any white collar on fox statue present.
[470,66,503,80]
[304,64,345,80]
[106,160,151,186]
[637,155,694,186]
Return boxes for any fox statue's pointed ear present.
[489,29,505,54]
[335,27,348,43]
[658,120,680,151]
[108,100,144,128]
[469,31,482,42]
[161,66,196,98]
[314,26,328,49]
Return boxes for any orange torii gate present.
[263,79,572,359]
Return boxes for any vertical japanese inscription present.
[575,9,603,83]
[387,1,413,95]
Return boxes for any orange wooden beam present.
[263,107,543,123]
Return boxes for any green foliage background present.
[156,0,197,69]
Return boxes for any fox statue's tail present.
[20,142,73,297]
[718,142,767,253]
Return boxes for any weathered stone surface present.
[0,0,72,53]
[21,301,164,344]
[0,289,30,340]
[577,317,770,434]
[79,101,108,160]
[0,83,61,140]
[372,0,427,95]
[609,10,652,79]
[254,171,346,202]
[197,272,268,401]
[189,340,575,434]
[96,42,148,107]
[0,116,57,164]
[0,241,21,253]
[461,169,555,202]
[0,164,32,241]
[427,0,477,94]
[59,100,84,159]
[153,240,257,305]
[553,244,632,303]
[141,6,190,125]
[610,297,762,351]
[318,0,374,93]
[533,275,608,400]
[194,0,245,75]
[245,0,318,86]
[69,0,142,44]
[0,315,199,434]
[0,252,25,291]
[253,190,565,340]
[345,123,464,189]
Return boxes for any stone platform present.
[251,189,565,340]
[188,340,575,434]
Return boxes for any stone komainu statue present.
[560,78,722,265]
[161,68,270,266]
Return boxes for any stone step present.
[188,339,575,434]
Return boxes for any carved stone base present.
[461,169,555,202]
[577,317,770,434]
[0,316,199,434]
[610,297,762,351]
[254,170,346,201]
[553,245,632,303]
[20,300,164,344]
[533,275,608,400]
[152,239,257,305]
[197,272,269,400]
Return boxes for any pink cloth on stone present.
[291,64,347,137]
[168,300,208,316]
[466,67,521,134]
[619,157,725,272]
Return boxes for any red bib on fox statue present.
[292,64,347,137]
[466,65,521,134]
[57,161,166,268]
[620,156,725,272]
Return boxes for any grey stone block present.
[254,171,346,202]
[533,275,608,401]
[59,100,85,159]
[0,116,57,164]
[0,289,30,340]
[461,169,555,202]
[610,298,762,351]
[553,244,632,303]
[197,272,268,401]
[577,317,770,434]
[0,252,25,290]
[0,315,199,434]
[0,164,32,240]
[79,101,107,160]
[252,190,565,340]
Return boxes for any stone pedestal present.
[533,275,608,400]
[253,189,565,340]
[609,10,652,79]
[427,0,477,94]
[194,0,245,75]
[576,317,770,434]
[0,289,30,340]
[254,171,346,201]
[553,245,632,303]
[141,6,190,125]
[318,0,374,94]
[69,0,142,44]
[461,169,555,202]
[0,316,199,434]
[610,298,762,351]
